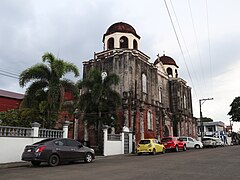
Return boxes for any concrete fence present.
[103,126,133,156]
[0,122,70,164]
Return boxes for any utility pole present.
[199,98,213,141]
[73,109,79,140]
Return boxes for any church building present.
[82,22,196,145]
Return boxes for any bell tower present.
[102,22,141,50]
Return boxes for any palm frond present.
[64,61,80,77]
[19,64,50,87]
[42,52,56,64]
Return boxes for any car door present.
[53,139,71,161]
[66,139,86,161]
[187,137,195,148]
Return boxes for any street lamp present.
[199,98,213,141]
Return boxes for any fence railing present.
[39,129,64,138]
[0,123,66,138]
[108,134,121,141]
[0,126,32,137]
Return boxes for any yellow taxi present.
[136,138,165,155]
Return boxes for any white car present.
[213,137,224,146]
[202,137,217,148]
[178,136,203,149]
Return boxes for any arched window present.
[120,36,128,48]
[142,73,147,93]
[147,110,153,130]
[175,69,178,78]
[159,87,163,103]
[183,95,187,109]
[133,39,138,49]
[167,67,173,77]
[107,38,114,49]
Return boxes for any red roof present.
[0,89,24,100]
[154,55,178,68]
[103,22,140,41]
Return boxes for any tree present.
[19,52,80,128]
[202,117,213,122]
[78,69,121,150]
[0,108,39,127]
[228,96,240,122]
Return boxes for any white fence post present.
[121,132,124,154]
[63,121,70,138]
[129,133,133,153]
[102,125,109,156]
[31,122,40,137]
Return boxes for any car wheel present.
[31,161,41,166]
[48,154,60,167]
[152,149,156,155]
[84,153,93,163]
[162,148,166,154]
[195,144,200,149]
[175,146,179,152]
[183,145,187,151]
[137,153,142,156]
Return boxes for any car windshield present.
[179,137,187,141]
[33,138,55,145]
[202,138,212,141]
[161,138,172,142]
[139,140,150,144]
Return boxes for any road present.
[1,146,240,180]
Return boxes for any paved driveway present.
[0,146,240,180]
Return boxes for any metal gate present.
[124,133,129,154]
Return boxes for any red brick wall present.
[0,97,22,112]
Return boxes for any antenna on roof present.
[57,48,60,59]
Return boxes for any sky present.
[1,0,240,131]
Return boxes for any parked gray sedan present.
[22,138,95,167]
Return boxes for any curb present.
[0,162,30,169]
[0,154,134,169]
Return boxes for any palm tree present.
[19,52,80,128]
[78,69,121,151]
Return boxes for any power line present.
[0,72,19,79]
[169,0,202,94]
[163,0,198,98]
[0,69,19,76]
[205,0,213,96]
[187,0,205,87]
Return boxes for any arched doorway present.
[119,36,128,48]
[133,39,138,49]
[107,37,114,49]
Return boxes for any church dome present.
[154,54,178,68]
[103,22,140,39]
